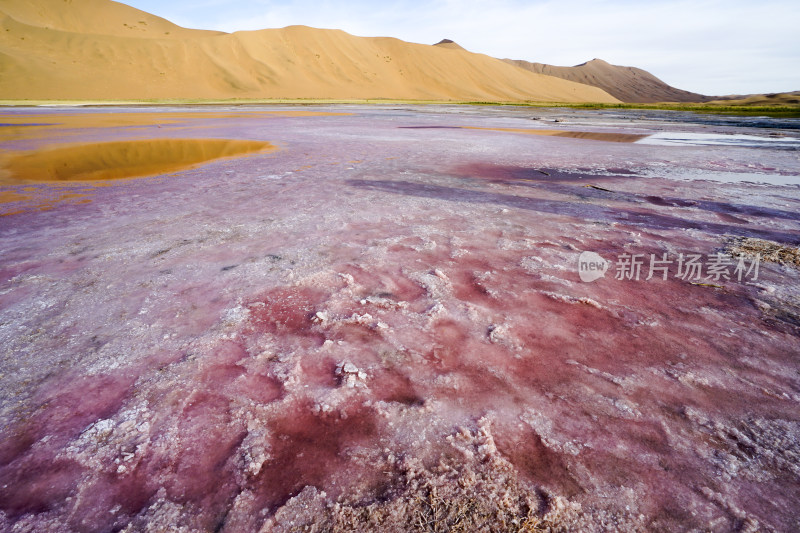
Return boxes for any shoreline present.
[1,99,798,117]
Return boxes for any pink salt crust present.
[1,105,799,531]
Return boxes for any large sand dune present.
[504,57,709,103]
[0,0,617,103]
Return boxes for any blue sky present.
[122,0,800,96]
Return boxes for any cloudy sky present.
[123,0,799,96]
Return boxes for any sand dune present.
[433,39,467,51]
[0,0,618,103]
[708,91,800,106]
[0,0,222,39]
[504,58,708,103]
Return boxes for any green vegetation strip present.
[1,99,798,118]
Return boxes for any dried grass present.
[725,237,800,267]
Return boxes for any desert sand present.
[0,0,618,103]
[504,58,710,103]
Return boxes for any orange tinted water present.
[0,138,275,184]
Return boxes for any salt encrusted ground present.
[1,105,799,532]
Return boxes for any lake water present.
[1,104,799,532]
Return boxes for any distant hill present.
[504,58,710,103]
[433,39,467,51]
[0,0,617,102]
[709,91,800,105]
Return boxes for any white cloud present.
[123,0,800,95]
